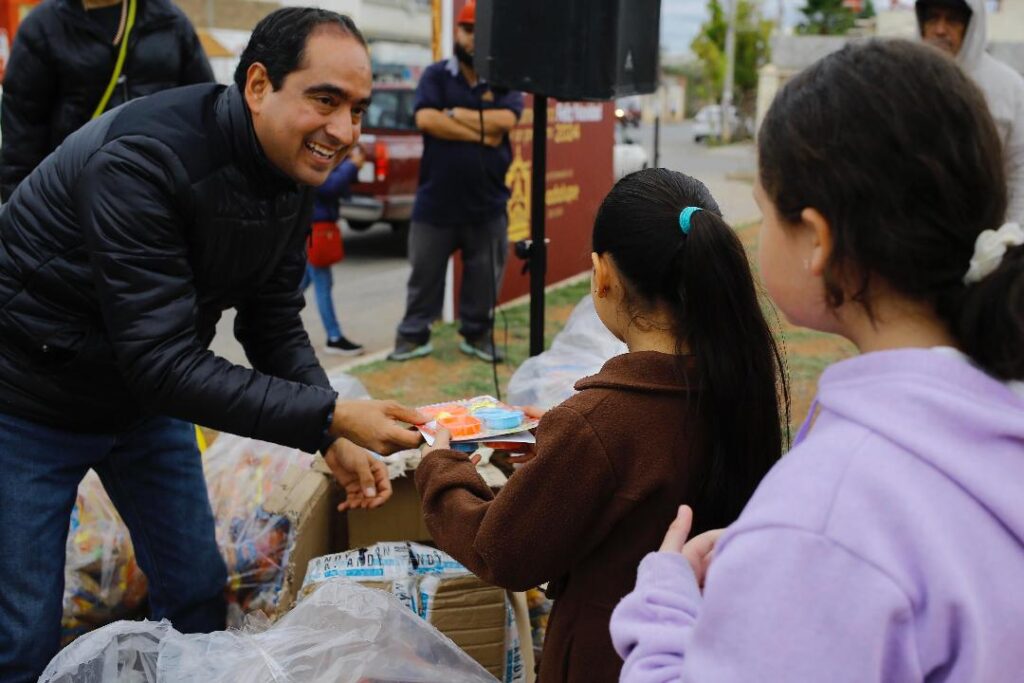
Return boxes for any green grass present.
[351,278,591,405]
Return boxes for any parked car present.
[340,82,422,233]
[614,122,649,179]
[692,104,747,143]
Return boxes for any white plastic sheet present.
[507,295,626,408]
[40,579,497,683]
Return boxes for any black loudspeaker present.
[475,0,661,101]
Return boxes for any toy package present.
[417,396,539,446]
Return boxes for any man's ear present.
[244,62,271,115]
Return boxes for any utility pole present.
[720,0,738,143]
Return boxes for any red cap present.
[457,1,475,25]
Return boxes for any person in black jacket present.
[0,9,424,681]
[0,0,214,202]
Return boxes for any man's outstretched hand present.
[331,400,426,455]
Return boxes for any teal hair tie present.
[679,206,702,234]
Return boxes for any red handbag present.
[307,221,345,268]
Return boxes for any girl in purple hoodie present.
[610,40,1024,682]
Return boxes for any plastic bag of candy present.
[61,472,148,645]
[203,435,314,624]
[208,372,371,624]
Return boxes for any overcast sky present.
[660,0,921,58]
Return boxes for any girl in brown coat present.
[415,169,790,682]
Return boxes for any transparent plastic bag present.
[206,372,370,623]
[62,472,148,645]
[507,295,627,408]
[203,435,314,623]
[41,579,497,683]
[303,542,524,683]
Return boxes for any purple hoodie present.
[610,349,1024,682]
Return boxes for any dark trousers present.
[396,214,508,345]
[0,412,228,682]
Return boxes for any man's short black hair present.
[234,8,368,91]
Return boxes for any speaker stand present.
[529,95,548,357]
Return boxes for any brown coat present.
[415,351,706,683]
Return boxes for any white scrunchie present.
[963,222,1024,285]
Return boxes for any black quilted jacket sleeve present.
[0,16,58,202]
[234,193,333,391]
[73,135,337,453]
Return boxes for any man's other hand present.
[324,439,393,511]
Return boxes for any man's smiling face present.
[245,27,372,186]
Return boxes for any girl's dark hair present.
[234,8,368,91]
[760,39,1023,380]
[593,168,790,530]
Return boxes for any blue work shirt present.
[313,160,359,222]
[412,57,524,225]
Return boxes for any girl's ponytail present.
[674,208,790,530]
[593,169,790,532]
[948,233,1024,381]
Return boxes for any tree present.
[796,0,856,35]
[690,0,774,105]
[859,0,877,19]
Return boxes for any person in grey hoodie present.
[916,0,1024,223]
[611,40,1024,682]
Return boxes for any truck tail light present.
[374,141,389,183]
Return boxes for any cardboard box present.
[267,464,534,681]
[425,574,508,677]
[261,458,336,614]
[346,475,433,547]
[303,544,510,680]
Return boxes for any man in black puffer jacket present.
[0,9,424,681]
[0,0,214,201]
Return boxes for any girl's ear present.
[800,207,834,278]
[591,252,612,298]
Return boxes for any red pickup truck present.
[341,82,422,233]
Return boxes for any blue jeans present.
[301,263,343,341]
[0,412,227,683]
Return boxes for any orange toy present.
[421,404,469,419]
[437,414,482,437]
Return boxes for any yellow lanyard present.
[90,0,138,120]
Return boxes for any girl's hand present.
[422,426,451,455]
[482,441,537,465]
[519,405,547,420]
[422,427,484,465]
[659,505,725,589]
